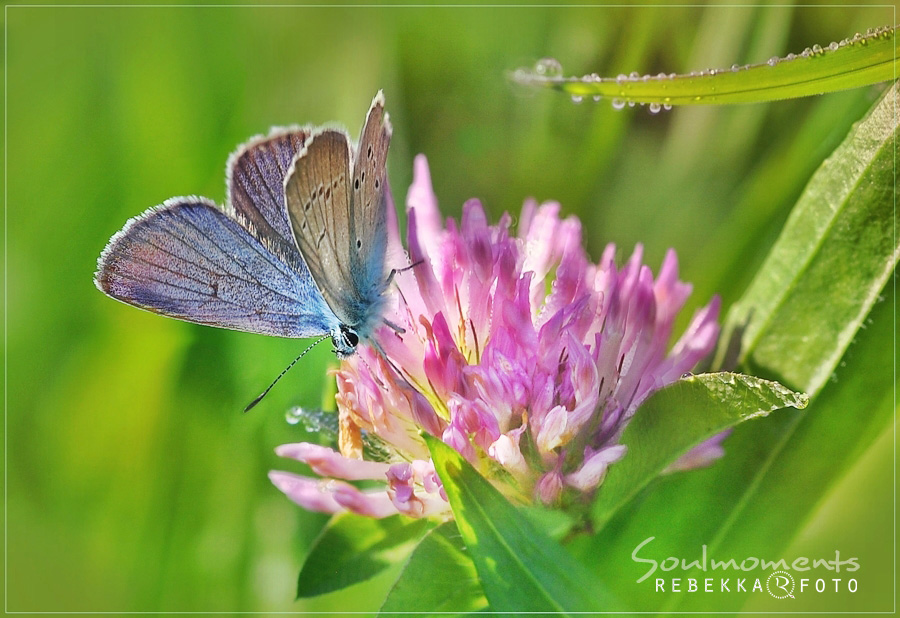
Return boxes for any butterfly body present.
[95,92,393,359]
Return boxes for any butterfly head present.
[332,324,361,358]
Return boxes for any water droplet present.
[785,53,796,61]
[767,56,779,66]
[285,407,303,425]
[731,63,740,72]
[648,102,661,114]
[829,41,839,51]
[629,71,640,80]
[663,103,672,111]
[656,72,667,79]
[709,69,718,76]
[592,95,602,103]
[801,47,812,57]
[534,57,563,77]
[812,44,823,54]
[627,100,636,107]
[611,98,626,110]
[616,73,627,84]
[571,94,583,104]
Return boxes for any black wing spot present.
[301,221,308,230]
[325,186,332,200]
[361,171,366,182]
[374,178,380,189]
[354,178,360,190]
[367,145,373,159]
[317,229,326,247]
[304,201,311,212]
[356,238,362,249]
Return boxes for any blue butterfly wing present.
[283,93,393,340]
[227,127,310,254]
[95,197,339,338]
[349,92,392,304]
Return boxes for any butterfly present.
[95,92,395,381]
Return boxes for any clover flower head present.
[270,155,721,518]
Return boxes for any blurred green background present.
[5,3,894,613]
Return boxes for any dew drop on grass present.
[592,95,602,103]
[648,102,662,114]
[812,43,823,54]
[663,103,672,111]
[571,94,583,104]
[616,73,627,84]
[767,56,779,66]
[534,57,563,77]
[828,41,839,51]
[611,98,626,110]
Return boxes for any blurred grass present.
[5,4,894,612]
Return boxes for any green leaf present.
[297,513,435,598]
[379,522,487,617]
[514,26,897,105]
[591,373,808,530]
[425,435,618,614]
[719,81,899,395]
[662,280,896,613]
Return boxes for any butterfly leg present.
[384,259,425,286]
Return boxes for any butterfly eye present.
[340,326,359,348]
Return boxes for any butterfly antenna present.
[244,335,330,412]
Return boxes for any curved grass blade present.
[425,435,618,614]
[513,25,897,106]
[591,373,808,530]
